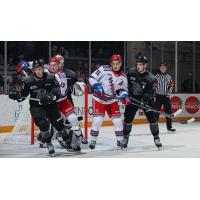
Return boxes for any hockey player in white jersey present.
[89,54,129,149]
[49,57,88,152]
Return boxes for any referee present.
[154,63,176,133]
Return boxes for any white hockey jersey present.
[54,70,69,102]
[89,65,128,104]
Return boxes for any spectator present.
[181,72,200,92]
[58,46,68,58]
[69,48,76,56]
[75,48,84,57]
[51,45,58,56]
[10,73,24,91]
[96,48,104,58]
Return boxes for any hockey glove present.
[118,93,128,100]
[38,90,56,105]
[9,89,22,101]
[92,83,104,96]
[120,96,131,105]
[142,93,155,106]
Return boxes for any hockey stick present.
[17,96,41,102]
[129,97,183,119]
[93,91,182,119]
[174,117,196,124]
[28,97,40,102]
[130,97,195,124]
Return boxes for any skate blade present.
[49,153,55,157]
[39,144,47,148]
[90,148,96,152]
[81,141,88,144]
[167,131,176,134]
[67,149,81,153]
[157,147,162,151]
[114,147,125,152]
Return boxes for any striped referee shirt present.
[155,72,174,95]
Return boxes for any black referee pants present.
[154,94,172,129]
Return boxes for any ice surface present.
[0,122,200,158]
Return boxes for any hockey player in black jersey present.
[9,59,71,156]
[123,54,162,149]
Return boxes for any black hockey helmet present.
[143,56,148,64]
[135,53,147,64]
[160,62,168,67]
[32,59,45,69]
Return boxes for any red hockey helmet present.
[110,54,122,63]
[49,57,61,64]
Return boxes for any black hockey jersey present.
[21,72,61,106]
[126,68,157,100]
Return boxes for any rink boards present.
[0,93,200,132]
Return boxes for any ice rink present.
[0,122,200,158]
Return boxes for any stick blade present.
[187,117,195,124]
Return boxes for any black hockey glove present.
[9,89,22,101]
[38,90,56,105]
[142,93,155,106]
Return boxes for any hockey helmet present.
[110,54,122,63]
[49,57,61,64]
[32,59,44,69]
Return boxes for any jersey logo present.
[95,70,101,76]
[108,77,115,95]
[60,82,65,88]
[30,85,37,90]
[130,77,136,81]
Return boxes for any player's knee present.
[112,117,123,130]
[92,116,103,130]
[34,118,49,132]
[124,115,134,124]
[66,113,79,126]
[149,122,159,136]
[41,130,51,139]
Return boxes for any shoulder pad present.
[46,73,55,80]
[147,71,157,82]
[100,65,111,70]
[102,65,110,68]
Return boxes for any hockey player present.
[88,54,128,150]
[49,56,88,152]
[123,54,162,149]
[9,59,70,156]
[55,54,78,105]
[15,57,83,150]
